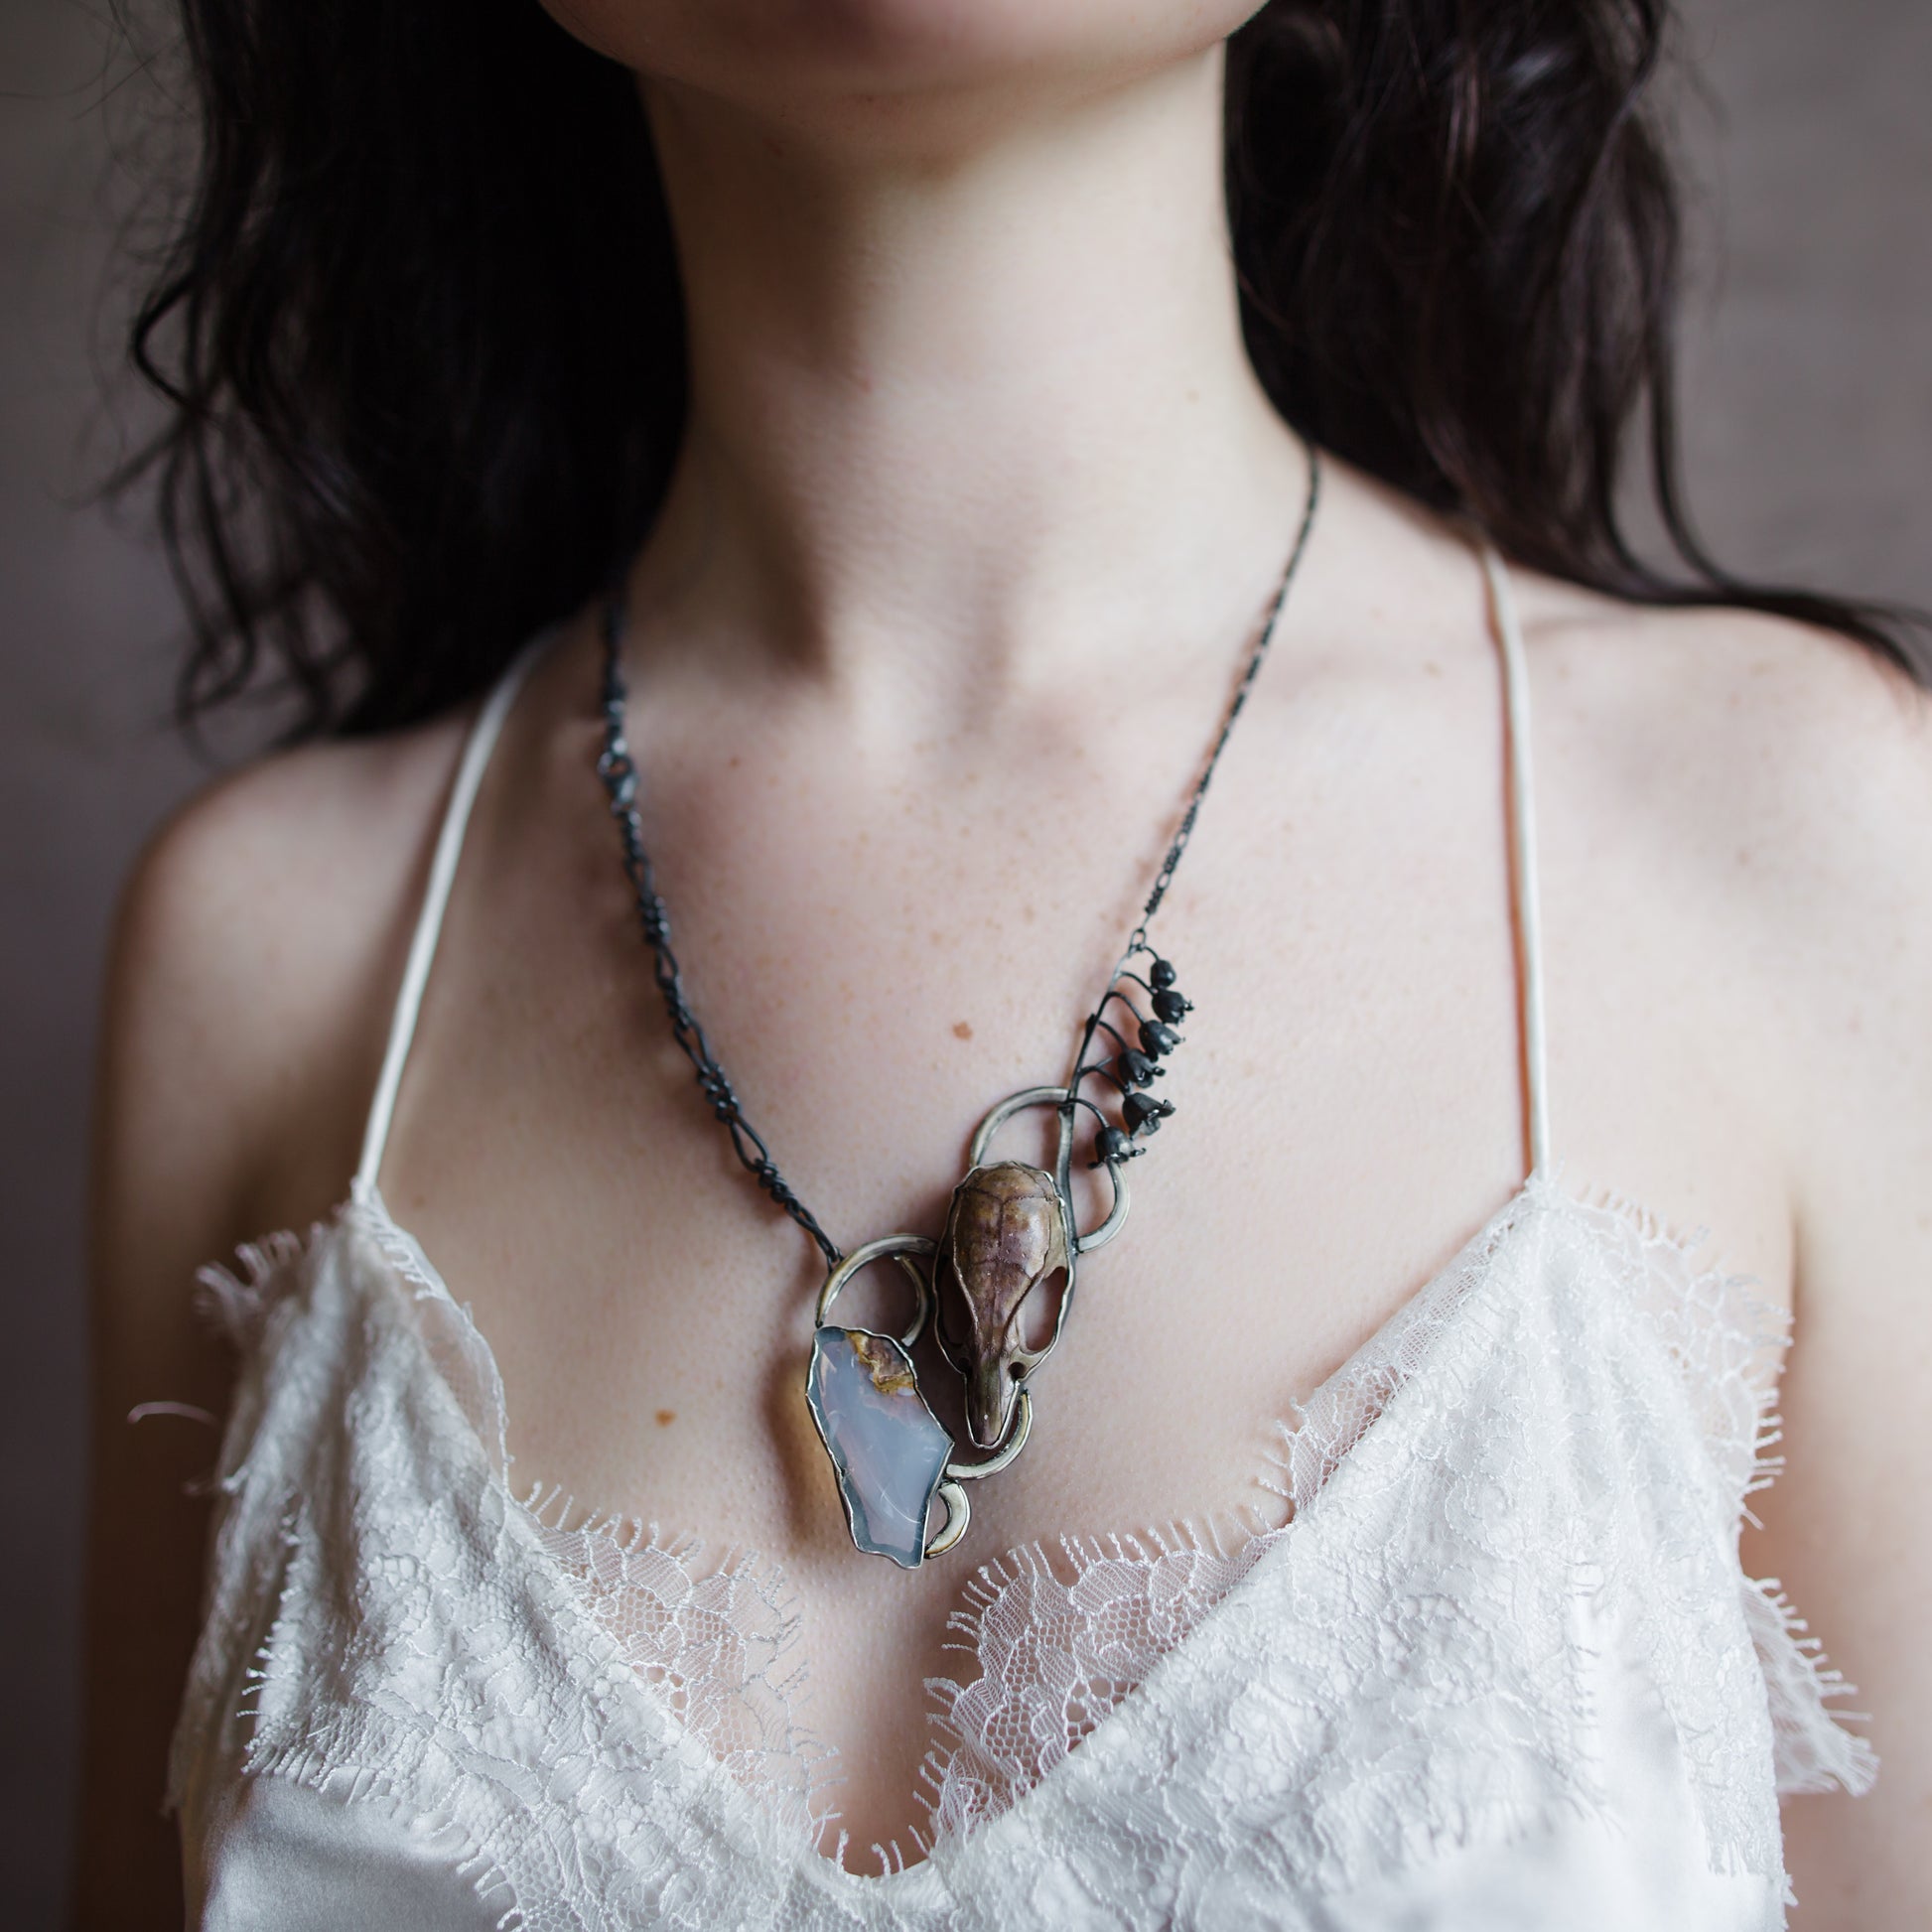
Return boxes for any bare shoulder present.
[1333,469,1932,1102]
[1511,570,1932,1070]
[1518,568,1929,844]
[101,713,469,1242]
[1516,575,1932,1256]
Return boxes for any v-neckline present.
[313,1167,1619,1888]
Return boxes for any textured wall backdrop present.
[3,0,1928,1920]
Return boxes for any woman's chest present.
[372,735,1531,1539]
[367,698,1779,1536]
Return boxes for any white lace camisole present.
[165,550,1876,1929]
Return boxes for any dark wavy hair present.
[109,0,1922,738]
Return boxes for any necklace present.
[595,442,1321,1568]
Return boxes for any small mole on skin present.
[655,1409,676,1427]
[952,1020,975,1041]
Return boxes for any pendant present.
[805,1085,1129,1567]
[805,949,1190,1566]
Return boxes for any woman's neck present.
[629,42,1311,716]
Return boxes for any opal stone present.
[806,1327,954,1569]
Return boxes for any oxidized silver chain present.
[594,440,1321,1567]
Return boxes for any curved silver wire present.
[1055,1098,1131,1255]
[814,1233,936,1350]
[923,1481,971,1559]
[921,1392,1032,1561]
[967,1084,1065,1166]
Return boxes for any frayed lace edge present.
[1538,1166,1790,1353]
[165,1491,306,1821]
[1263,1189,1535,1525]
[193,1228,314,1351]
[1538,1169,1794,1513]
[1540,1161,1724,1271]
[521,1480,824,1713]
[339,1186,520,1478]
[1748,1575,1881,1800]
[344,1183,448,1309]
[905,1509,1288,1859]
[221,1490,838,1903]
[1543,1173,1878,1809]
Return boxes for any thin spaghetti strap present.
[352,629,555,1198]
[1480,544,1553,1177]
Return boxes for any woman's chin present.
[538,0,1261,105]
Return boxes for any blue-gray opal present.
[806,1326,953,1569]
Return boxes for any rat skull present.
[934,1160,1071,1449]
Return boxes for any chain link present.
[594,620,847,1268]
[1130,439,1321,946]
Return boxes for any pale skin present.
[75,2,1932,1923]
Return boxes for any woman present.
[77,0,1926,1924]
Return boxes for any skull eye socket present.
[1014,1260,1069,1356]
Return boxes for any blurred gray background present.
[4,0,1929,1921]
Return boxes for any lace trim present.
[523,1494,839,1842]
[1540,1177,1876,1816]
[333,1190,843,1850]
[194,1227,310,1354]
[918,1519,1284,1851]
[1565,1176,1789,1515]
[1744,1577,1878,1798]
[173,1170,1875,1910]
